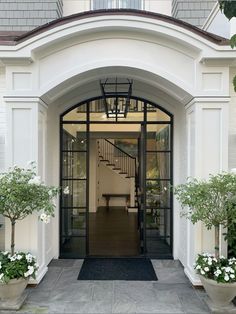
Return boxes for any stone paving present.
[0,259,212,314]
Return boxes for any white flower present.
[2,251,9,256]
[27,160,35,166]
[27,266,34,275]
[230,274,235,279]
[16,254,22,260]
[10,255,17,261]
[214,269,222,277]
[26,253,33,263]
[28,176,41,185]
[224,275,230,281]
[204,267,209,272]
[24,271,29,278]
[63,186,70,195]
[40,213,51,224]
[196,265,201,270]
[44,216,50,224]
[200,270,205,275]
[40,213,46,221]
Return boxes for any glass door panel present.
[146,124,171,151]
[60,123,88,258]
[145,124,172,258]
[146,152,170,180]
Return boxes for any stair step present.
[100,160,109,162]
[113,167,121,170]
[107,164,115,166]
[119,172,127,174]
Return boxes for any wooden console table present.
[102,194,130,210]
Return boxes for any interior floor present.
[89,207,139,256]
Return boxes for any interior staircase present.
[97,139,139,209]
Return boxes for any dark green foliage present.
[174,173,236,229]
[233,75,236,92]
[230,34,236,49]
[219,1,236,92]
[219,1,236,20]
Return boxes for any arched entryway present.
[60,95,173,258]
[1,10,231,284]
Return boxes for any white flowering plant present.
[0,251,38,284]
[174,173,236,258]
[195,253,236,283]
[0,164,59,255]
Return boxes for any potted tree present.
[174,173,236,309]
[0,164,59,310]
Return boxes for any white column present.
[5,97,48,283]
[184,97,229,285]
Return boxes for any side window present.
[119,0,142,9]
[93,0,110,9]
[93,0,142,10]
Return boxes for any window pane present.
[63,103,87,121]
[93,0,111,9]
[146,152,170,180]
[93,0,142,10]
[62,124,87,151]
[61,208,86,237]
[61,236,86,257]
[147,124,171,151]
[146,104,170,122]
[62,152,86,179]
[146,180,170,208]
[62,180,86,208]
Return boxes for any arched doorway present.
[60,95,173,258]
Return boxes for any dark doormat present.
[78,257,158,281]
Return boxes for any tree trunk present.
[11,219,16,255]
[215,224,220,259]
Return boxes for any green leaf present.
[219,1,236,20]
[230,34,236,49]
[233,75,236,93]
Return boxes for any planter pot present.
[0,277,29,310]
[199,275,236,308]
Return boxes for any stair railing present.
[98,139,136,178]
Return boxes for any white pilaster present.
[184,97,229,285]
[4,97,49,283]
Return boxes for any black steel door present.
[138,124,146,254]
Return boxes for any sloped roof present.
[0,9,229,46]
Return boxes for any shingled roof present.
[0,9,229,46]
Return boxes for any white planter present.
[199,275,236,308]
[0,277,28,310]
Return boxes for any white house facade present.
[0,1,235,285]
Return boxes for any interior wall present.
[97,162,130,207]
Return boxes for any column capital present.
[185,96,231,109]
[3,96,48,109]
